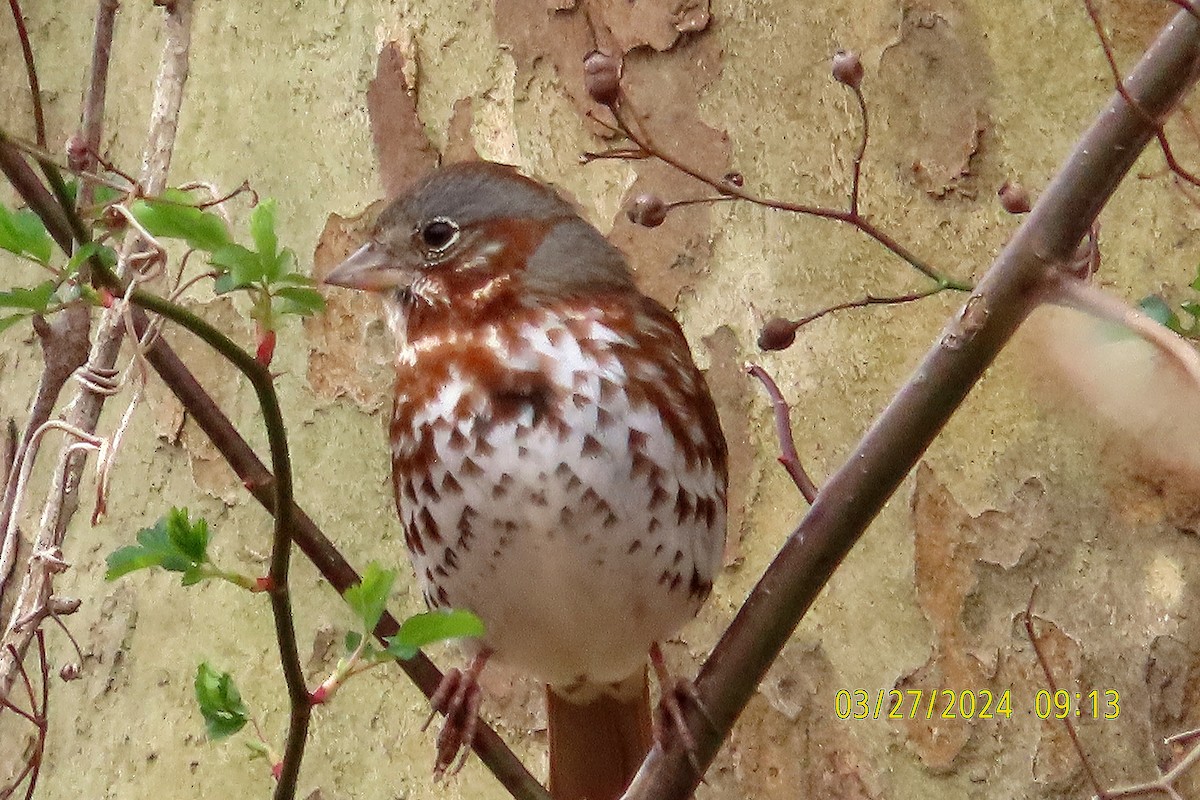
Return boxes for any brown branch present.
[74,0,120,211]
[744,364,817,503]
[1021,589,1106,797]
[848,84,868,217]
[759,286,956,351]
[6,0,45,148]
[0,135,549,800]
[1085,0,1200,189]
[621,7,1200,799]
[606,95,970,291]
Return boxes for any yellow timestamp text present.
[833,689,1120,721]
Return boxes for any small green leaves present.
[1140,294,1200,338]
[0,280,57,334]
[105,508,258,589]
[106,507,210,584]
[249,199,280,277]
[129,190,231,252]
[345,562,396,633]
[271,284,326,316]
[385,609,486,660]
[195,663,249,739]
[0,205,52,264]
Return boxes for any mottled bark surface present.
[3,2,1200,799]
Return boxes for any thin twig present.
[6,0,45,147]
[606,95,971,291]
[744,364,818,503]
[1084,0,1200,189]
[1021,589,1107,797]
[848,85,868,216]
[74,0,120,212]
[794,286,955,332]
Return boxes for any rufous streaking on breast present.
[323,160,727,799]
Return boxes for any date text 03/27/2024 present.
[834,688,1120,721]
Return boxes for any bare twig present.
[6,0,45,148]
[0,633,47,800]
[1085,0,1200,189]
[1021,588,1106,797]
[74,0,120,212]
[848,84,868,216]
[622,8,1200,799]
[760,286,957,351]
[744,364,818,503]
[602,94,970,291]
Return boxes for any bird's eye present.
[419,218,459,252]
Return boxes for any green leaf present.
[0,281,55,312]
[272,286,325,317]
[105,507,211,581]
[344,562,396,633]
[195,663,249,739]
[0,314,30,335]
[129,194,230,252]
[93,183,123,207]
[249,200,279,270]
[270,248,298,283]
[0,206,52,263]
[385,609,485,660]
[277,272,315,287]
[65,242,118,277]
[211,243,265,290]
[1139,295,1183,333]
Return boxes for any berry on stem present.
[832,50,864,89]
[583,50,622,106]
[626,193,668,227]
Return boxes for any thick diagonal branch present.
[623,7,1200,799]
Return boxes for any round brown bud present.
[832,50,864,89]
[626,193,668,228]
[758,317,797,351]
[583,50,622,107]
[997,180,1032,214]
[60,663,81,682]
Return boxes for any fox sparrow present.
[324,161,727,798]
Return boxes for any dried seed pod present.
[832,50,864,89]
[758,317,798,351]
[583,50,622,106]
[998,180,1032,214]
[626,193,668,228]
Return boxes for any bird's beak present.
[322,242,413,293]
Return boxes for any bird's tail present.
[546,669,652,800]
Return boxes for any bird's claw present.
[423,652,489,778]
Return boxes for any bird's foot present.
[422,649,491,778]
[650,643,715,778]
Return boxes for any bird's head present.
[323,161,635,319]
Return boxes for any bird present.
[323,160,727,799]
